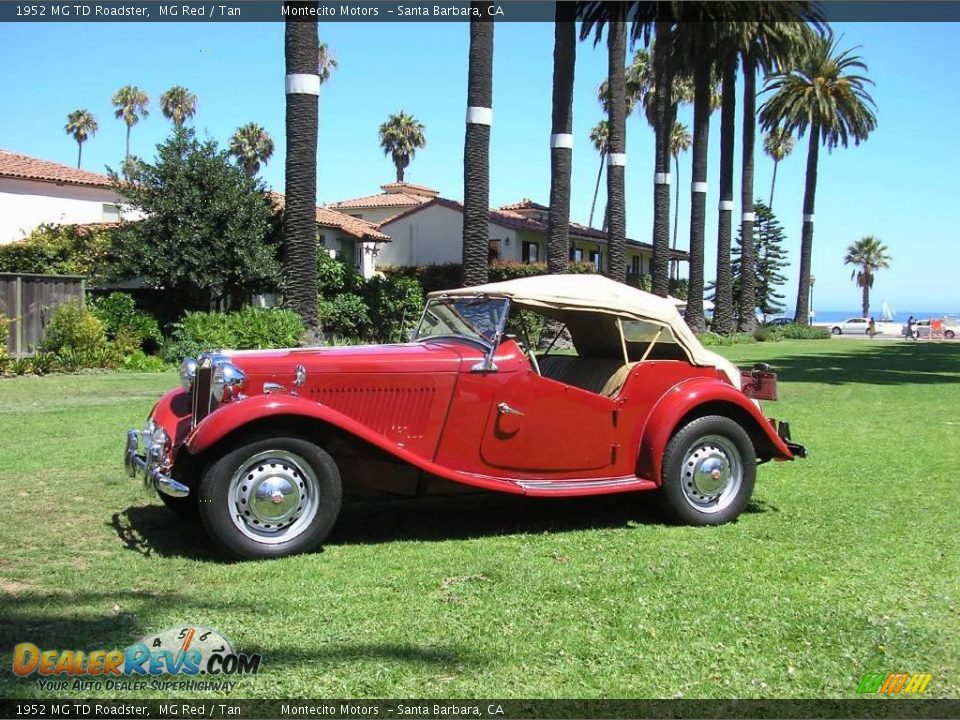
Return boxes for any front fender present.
[186,394,523,495]
[637,377,795,485]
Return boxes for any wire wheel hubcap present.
[229,450,319,544]
[680,434,743,513]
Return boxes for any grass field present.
[1,340,958,699]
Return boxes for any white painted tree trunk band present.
[803,213,815,222]
[719,200,734,211]
[691,182,708,193]
[550,133,574,149]
[285,74,320,95]
[466,106,493,125]
[607,153,627,167]
[742,212,756,222]
[654,172,671,185]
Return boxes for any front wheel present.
[198,434,342,559]
[946,330,955,340]
[832,326,842,335]
[659,415,757,526]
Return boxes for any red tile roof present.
[328,182,439,210]
[499,198,549,212]
[0,149,113,189]
[267,191,390,242]
[380,181,439,197]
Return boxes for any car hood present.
[220,342,466,377]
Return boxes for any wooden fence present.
[0,273,86,357]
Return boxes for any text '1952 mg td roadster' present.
[124,275,805,559]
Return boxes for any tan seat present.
[599,361,639,397]
[537,356,636,398]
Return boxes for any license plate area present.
[741,370,778,401]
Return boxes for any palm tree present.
[763,127,794,209]
[229,123,275,176]
[462,5,494,288]
[378,111,426,183]
[317,41,338,83]
[669,121,691,278]
[64,109,98,169]
[111,85,149,160]
[844,236,891,318]
[547,12,576,275]
[587,120,609,229]
[159,86,197,129]
[761,30,877,325]
[711,42,738,335]
[283,5,321,331]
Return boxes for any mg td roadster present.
[125,275,805,559]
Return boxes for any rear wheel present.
[946,330,955,340]
[198,434,342,559]
[659,415,756,526]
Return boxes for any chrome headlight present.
[212,362,247,402]
[179,357,198,391]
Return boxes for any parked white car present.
[831,318,871,335]
[914,318,958,340]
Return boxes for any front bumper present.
[124,429,190,498]
[777,421,807,459]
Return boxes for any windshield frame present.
[413,295,511,360]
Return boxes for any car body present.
[831,317,871,335]
[124,275,805,559]
[764,317,794,327]
[913,317,957,340]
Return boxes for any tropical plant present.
[587,120,608,229]
[111,85,149,160]
[844,235,890,319]
[761,29,878,324]
[669,121,691,277]
[110,128,280,310]
[160,85,197,129]
[462,6,494,287]
[763,127,794,209]
[228,123,275,177]
[283,7,321,332]
[64,109,98,169]
[547,13,575,275]
[731,201,789,318]
[378,111,426,183]
[317,41,339,83]
[712,43,738,335]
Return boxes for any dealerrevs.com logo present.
[13,626,261,692]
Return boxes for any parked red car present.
[125,275,805,559]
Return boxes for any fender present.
[637,377,795,485]
[185,393,524,495]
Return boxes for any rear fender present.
[186,394,522,495]
[637,377,795,485]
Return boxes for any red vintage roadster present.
[125,275,805,559]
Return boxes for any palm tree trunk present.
[547,13,575,275]
[651,20,673,298]
[604,3,627,283]
[77,140,82,169]
[794,124,820,325]
[282,6,320,332]
[125,124,131,160]
[713,51,737,335]
[685,43,710,334]
[862,276,870,318]
[737,50,757,332]
[671,153,680,280]
[462,7,494,287]
[769,159,779,209]
[396,161,403,183]
[588,152,605,229]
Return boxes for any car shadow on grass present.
[109,506,229,562]
[749,342,960,386]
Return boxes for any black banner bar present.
[2,699,959,720]
[3,1,960,23]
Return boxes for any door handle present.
[497,402,525,417]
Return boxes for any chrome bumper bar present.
[124,429,190,498]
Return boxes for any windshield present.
[414,297,510,346]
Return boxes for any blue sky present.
[1,19,958,312]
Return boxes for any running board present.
[515,476,658,497]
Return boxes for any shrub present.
[121,351,169,372]
[0,223,116,279]
[668,278,689,300]
[318,293,371,341]
[164,307,305,362]
[88,292,163,352]
[317,251,364,298]
[39,301,107,355]
[697,331,758,347]
[363,275,424,343]
[771,323,831,341]
[0,313,9,365]
[753,326,779,343]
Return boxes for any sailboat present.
[881,301,895,322]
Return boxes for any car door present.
[479,371,618,473]
[845,318,867,333]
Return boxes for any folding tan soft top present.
[430,274,739,383]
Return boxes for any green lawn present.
[1,340,957,699]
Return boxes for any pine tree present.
[731,200,789,319]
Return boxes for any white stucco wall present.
[0,178,135,245]
[378,203,519,268]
